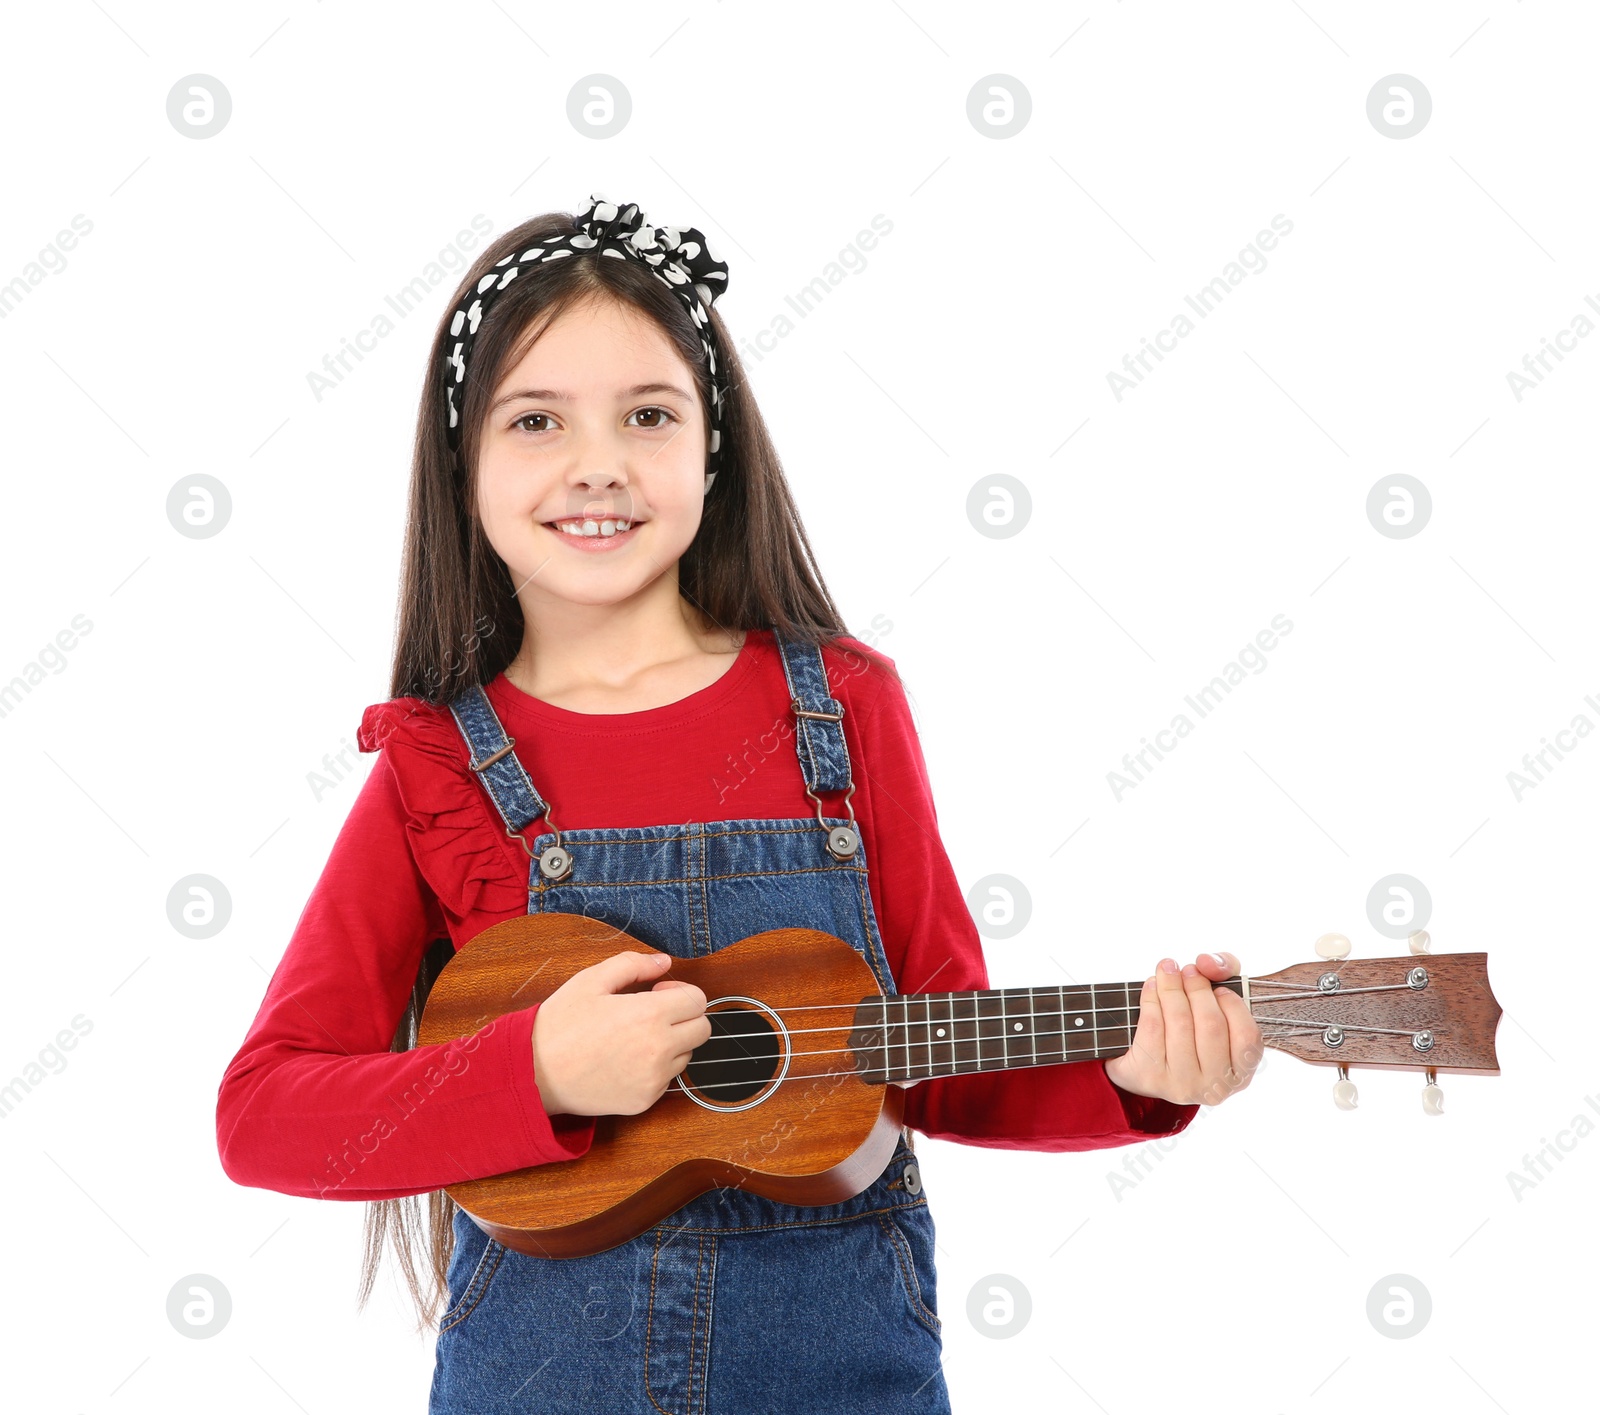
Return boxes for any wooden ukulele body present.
[417,913,903,1259]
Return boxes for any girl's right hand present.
[530,951,712,1116]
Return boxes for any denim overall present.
[427,633,951,1414]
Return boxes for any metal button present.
[827,824,858,859]
[901,1161,921,1195]
[538,845,573,881]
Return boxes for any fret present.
[1028,987,1038,1067]
[934,992,953,1069]
[949,991,978,1074]
[1043,983,1065,1065]
[910,994,921,1079]
[976,990,1004,1071]
[900,993,912,1081]
[914,992,932,1081]
[896,992,908,1082]
[879,996,898,1082]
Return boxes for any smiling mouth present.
[542,517,639,540]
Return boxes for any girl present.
[215,195,1261,1413]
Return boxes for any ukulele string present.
[685,1016,1421,1072]
[731,973,1319,1022]
[677,1048,1277,1093]
[674,1020,1395,1094]
[698,977,1421,1044]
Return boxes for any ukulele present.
[417,913,1502,1259]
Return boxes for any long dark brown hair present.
[357,205,894,1331]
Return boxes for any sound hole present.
[682,1005,781,1105]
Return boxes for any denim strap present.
[773,633,853,795]
[446,681,549,834]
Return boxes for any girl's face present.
[475,294,709,619]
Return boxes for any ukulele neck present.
[850,978,1247,1084]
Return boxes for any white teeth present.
[555,518,632,537]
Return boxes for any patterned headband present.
[443,194,732,492]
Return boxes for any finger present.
[1125,972,1164,1073]
[1215,987,1265,1092]
[592,949,674,993]
[667,1024,711,1060]
[667,1015,715,1071]
[1193,952,1249,1077]
[1154,959,1198,1099]
[646,981,709,1023]
[1180,963,1233,1100]
[1192,953,1261,1093]
[1193,951,1237,983]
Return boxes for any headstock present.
[1239,929,1501,1114]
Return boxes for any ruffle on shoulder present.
[357,698,526,921]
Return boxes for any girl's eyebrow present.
[489,381,694,412]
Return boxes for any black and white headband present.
[443,194,732,493]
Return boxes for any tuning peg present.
[1408,929,1432,955]
[1315,932,1352,960]
[1422,1066,1443,1116]
[1333,1063,1358,1110]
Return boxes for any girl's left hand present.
[1102,952,1264,1107]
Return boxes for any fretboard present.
[848,979,1245,1084]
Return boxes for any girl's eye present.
[627,406,679,430]
[513,412,555,434]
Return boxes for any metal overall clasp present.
[468,736,574,882]
[792,697,860,861]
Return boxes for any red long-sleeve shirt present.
[215,630,1196,1201]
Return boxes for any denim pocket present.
[437,1227,506,1334]
[877,1204,942,1336]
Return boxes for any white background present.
[0,2,1590,1411]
